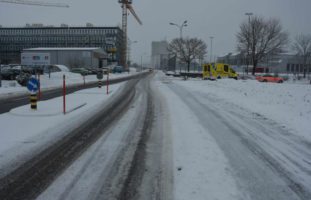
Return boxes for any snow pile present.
[175,78,311,140]
[0,80,24,96]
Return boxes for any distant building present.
[0,24,123,64]
[151,41,169,69]
[21,47,107,68]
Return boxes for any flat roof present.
[23,47,102,51]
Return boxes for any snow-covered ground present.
[0,82,125,178]
[173,77,311,141]
[1,71,310,199]
[156,72,311,199]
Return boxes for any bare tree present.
[237,16,288,75]
[292,34,311,78]
[167,37,207,72]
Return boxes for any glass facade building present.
[0,26,123,64]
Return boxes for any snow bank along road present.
[0,72,149,114]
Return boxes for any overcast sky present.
[1,0,311,63]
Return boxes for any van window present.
[224,65,229,72]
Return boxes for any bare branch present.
[236,15,288,75]
[167,37,207,72]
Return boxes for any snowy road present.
[36,75,165,200]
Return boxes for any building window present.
[286,64,290,72]
[291,64,295,72]
[295,64,299,73]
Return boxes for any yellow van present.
[202,64,217,80]
[214,63,238,79]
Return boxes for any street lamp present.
[169,20,188,39]
[209,36,214,63]
[245,12,253,74]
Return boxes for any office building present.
[0,24,123,64]
[151,41,169,69]
[21,47,107,68]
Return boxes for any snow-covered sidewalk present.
[0,82,124,177]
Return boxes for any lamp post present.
[169,20,188,39]
[245,12,253,74]
[209,36,214,63]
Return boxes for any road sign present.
[27,77,39,93]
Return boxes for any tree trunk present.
[187,61,190,72]
[303,58,307,78]
[252,59,258,75]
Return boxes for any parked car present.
[1,67,21,80]
[22,66,44,75]
[112,66,123,73]
[165,71,175,76]
[16,72,32,86]
[71,68,90,76]
[102,67,110,75]
[256,74,284,83]
[43,65,70,73]
[86,68,99,75]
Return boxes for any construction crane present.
[0,0,69,8]
[118,0,142,69]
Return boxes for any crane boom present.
[0,0,69,8]
[127,4,142,25]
